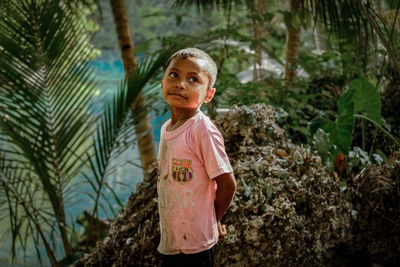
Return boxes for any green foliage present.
[351,77,382,124]
[67,0,102,59]
[0,0,100,264]
[335,89,355,155]
[92,0,230,52]
[282,8,312,30]
[172,0,242,14]
[216,19,398,169]
[309,76,388,169]
[299,48,358,84]
[220,43,395,173]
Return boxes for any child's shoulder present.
[191,112,220,136]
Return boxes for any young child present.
[157,47,236,267]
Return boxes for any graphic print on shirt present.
[172,158,193,184]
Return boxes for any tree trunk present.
[312,2,326,52]
[313,20,326,52]
[109,0,156,177]
[283,0,301,84]
[256,0,268,80]
[246,0,268,82]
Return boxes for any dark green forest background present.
[0,0,399,266]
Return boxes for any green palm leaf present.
[308,0,400,72]
[0,149,56,263]
[0,0,100,262]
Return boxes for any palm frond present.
[358,1,400,71]
[305,0,400,73]
[0,0,102,260]
[0,150,55,263]
[1,0,98,188]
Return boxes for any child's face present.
[162,56,215,111]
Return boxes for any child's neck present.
[167,107,200,131]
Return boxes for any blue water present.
[92,59,124,73]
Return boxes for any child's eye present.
[169,72,178,78]
[189,77,198,83]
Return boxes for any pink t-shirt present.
[157,111,233,255]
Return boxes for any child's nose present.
[175,80,185,89]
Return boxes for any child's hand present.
[217,222,227,240]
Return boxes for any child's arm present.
[214,172,236,222]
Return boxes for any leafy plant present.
[310,76,399,171]
[0,0,101,264]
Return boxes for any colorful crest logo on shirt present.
[172,158,193,184]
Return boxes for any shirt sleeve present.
[198,131,233,179]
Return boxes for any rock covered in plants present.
[345,150,400,265]
[75,104,352,266]
[213,104,352,266]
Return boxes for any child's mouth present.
[169,93,187,99]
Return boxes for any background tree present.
[109,0,156,177]
[283,0,302,84]
[245,0,269,82]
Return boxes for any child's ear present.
[203,88,216,103]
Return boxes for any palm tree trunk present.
[284,0,301,84]
[109,0,156,177]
